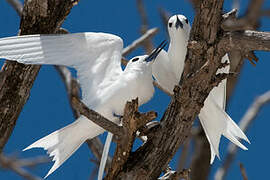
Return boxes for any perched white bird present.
[152,15,250,163]
[0,33,166,178]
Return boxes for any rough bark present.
[0,0,76,151]
[109,1,225,179]
[190,129,211,180]
[189,0,264,177]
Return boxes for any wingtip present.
[245,136,251,144]
[22,145,33,152]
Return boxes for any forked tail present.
[23,116,104,178]
[199,95,250,163]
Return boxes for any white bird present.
[152,15,250,163]
[0,33,166,178]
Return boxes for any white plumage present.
[152,15,250,163]
[0,32,165,177]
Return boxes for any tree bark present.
[108,1,226,179]
[0,0,76,151]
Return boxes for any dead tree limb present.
[0,0,77,152]
[189,1,264,178]
[110,1,226,179]
[72,97,123,137]
[0,154,47,180]
[105,99,157,180]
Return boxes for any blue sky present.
[0,0,270,179]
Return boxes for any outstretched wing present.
[0,32,123,106]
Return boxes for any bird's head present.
[167,14,191,42]
[125,41,167,73]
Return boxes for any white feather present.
[152,15,250,163]
[98,132,113,180]
[23,116,105,178]
[0,32,156,177]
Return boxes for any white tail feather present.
[98,132,113,180]
[23,116,105,178]
[199,94,250,164]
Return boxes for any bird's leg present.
[113,113,123,119]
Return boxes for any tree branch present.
[221,30,270,52]
[223,0,264,101]
[122,28,159,57]
[5,0,23,16]
[0,154,45,180]
[105,99,157,180]
[71,97,123,137]
[112,1,226,179]
[136,0,154,54]
[239,163,248,180]
[6,1,111,176]
[0,0,77,152]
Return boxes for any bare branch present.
[0,0,77,152]
[54,65,81,117]
[0,154,42,180]
[239,163,248,180]
[6,2,109,176]
[158,7,170,36]
[112,1,226,178]
[221,30,270,52]
[5,0,23,16]
[105,98,157,180]
[189,129,211,180]
[71,97,123,136]
[215,90,270,180]
[224,0,264,102]
[122,28,159,56]
[13,156,50,168]
[136,0,154,54]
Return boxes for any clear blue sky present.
[0,0,270,179]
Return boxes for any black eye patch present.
[168,22,173,27]
[132,57,139,62]
[185,18,188,24]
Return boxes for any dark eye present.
[168,22,173,27]
[185,18,188,24]
[132,57,139,62]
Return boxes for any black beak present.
[145,40,167,62]
[175,16,183,29]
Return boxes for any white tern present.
[152,15,250,163]
[0,33,166,178]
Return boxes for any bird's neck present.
[168,36,189,81]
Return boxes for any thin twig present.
[5,0,23,16]
[215,90,270,180]
[136,0,153,54]
[0,154,42,180]
[122,28,158,56]
[14,156,50,168]
[239,163,248,180]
